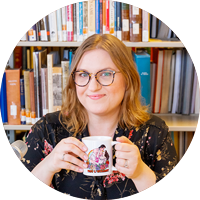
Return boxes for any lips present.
[88,94,106,100]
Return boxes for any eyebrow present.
[76,67,115,71]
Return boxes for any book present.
[121,3,129,41]
[49,11,58,42]
[88,0,95,36]
[66,4,74,41]
[73,3,77,41]
[195,80,200,114]
[153,49,164,113]
[172,49,182,113]
[95,0,100,34]
[5,69,21,125]
[28,25,37,41]
[142,10,149,42]
[14,47,22,69]
[109,0,114,35]
[100,0,103,34]
[24,70,31,124]
[105,0,109,34]
[116,2,122,40]
[83,1,88,40]
[191,69,198,113]
[38,16,50,41]
[129,5,142,42]
[103,0,106,34]
[168,52,176,112]
[41,68,49,116]
[0,72,8,123]
[61,6,67,41]
[29,70,36,124]
[61,60,70,92]
[77,2,84,41]
[20,78,26,124]
[160,50,173,113]
[56,8,63,42]
[133,50,151,107]
[150,62,156,111]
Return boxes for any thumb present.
[116,136,133,145]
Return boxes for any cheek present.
[76,86,86,102]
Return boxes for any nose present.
[88,74,102,91]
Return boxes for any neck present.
[87,109,120,138]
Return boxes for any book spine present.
[49,11,58,42]
[41,68,49,116]
[24,70,32,124]
[61,60,70,92]
[20,78,26,124]
[129,5,142,42]
[61,7,67,41]
[56,8,63,42]
[88,0,95,36]
[116,2,122,40]
[114,1,117,37]
[73,3,79,41]
[0,72,8,123]
[95,0,100,34]
[142,10,149,42]
[83,1,88,40]
[14,47,22,69]
[109,0,114,35]
[5,69,21,125]
[47,54,53,113]
[67,5,74,41]
[45,16,50,41]
[103,0,106,34]
[100,0,103,34]
[22,47,28,73]
[28,25,37,41]
[76,3,80,41]
[79,2,83,41]
[29,70,36,124]
[105,0,109,34]
[27,49,30,69]
[52,67,62,112]
[121,3,130,41]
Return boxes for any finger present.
[115,163,130,174]
[60,160,84,173]
[63,144,88,161]
[115,150,130,160]
[116,136,133,144]
[62,153,87,169]
[63,137,88,152]
[115,143,135,152]
[116,158,127,167]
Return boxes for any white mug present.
[82,136,119,176]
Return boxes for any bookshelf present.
[3,114,199,131]
[17,41,184,48]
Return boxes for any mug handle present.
[111,141,120,171]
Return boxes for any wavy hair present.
[60,34,150,136]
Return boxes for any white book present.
[47,54,53,113]
[142,10,149,42]
[56,8,63,42]
[168,52,176,112]
[76,3,80,41]
[61,7,67,41]
[88,0,95,36]
[48,11,58,42]
[109,0,114,36]
[172,50,182,113]
[83,1,88,40]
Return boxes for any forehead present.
[76,49,119,72]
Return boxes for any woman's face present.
[75,49,126,118]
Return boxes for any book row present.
[171,131,194,161]
[1,47,198,125]
[20,1,179,43]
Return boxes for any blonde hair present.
[60,34,150,136]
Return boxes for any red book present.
[14,46,22,69]
[67,4,74,41]
[5,69,21,125]
[106,0,109,34]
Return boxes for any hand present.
[42,137,88,175]
[115,136,144,179]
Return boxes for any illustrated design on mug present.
[86,144,110,173]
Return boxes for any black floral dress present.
[22,111,178,199]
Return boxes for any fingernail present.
[83,163,87,168]
[84,155,88,160]
[82,146,87,151]
[79,168,84,172]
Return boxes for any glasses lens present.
[74,71,89,86]
[97,70,113,86]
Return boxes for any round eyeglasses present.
[72,69,121,87]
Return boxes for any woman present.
[22,34,178,199]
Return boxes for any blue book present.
[79,2,83,38]
[20,78,26,124]
[95,0,100,34]
[69,49,73,71]
[132,51,151,107]
[116,2,122,40]
[0,72,8,123]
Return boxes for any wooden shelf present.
[3,114,198,131]
[17,41,184,48]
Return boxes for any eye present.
[101,71,112,77]
[79,72,89,77]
